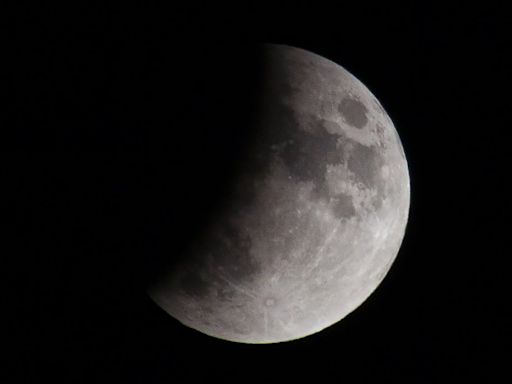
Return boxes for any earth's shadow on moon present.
[141,44,268,287]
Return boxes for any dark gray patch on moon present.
[346,142,387,211]
[347,142,381,189]
[263,102,346,202]
[281,126,344,188]
[258,99,387,220]
[339,97,369,129]
[331,194,356,218]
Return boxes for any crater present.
[264,297,276,307]
[338,97,368,129]
[375,123,387,148]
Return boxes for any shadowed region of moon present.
[148,44,410,344]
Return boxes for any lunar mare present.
[148,44,410,343]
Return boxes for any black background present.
[10,2,509,382]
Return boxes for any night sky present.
[11,2,509,382]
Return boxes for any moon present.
[148,44,410,344]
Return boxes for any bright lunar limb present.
[148,44,410,344]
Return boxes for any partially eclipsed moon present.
[148,44,410,344]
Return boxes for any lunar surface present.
[148,44,410,343]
